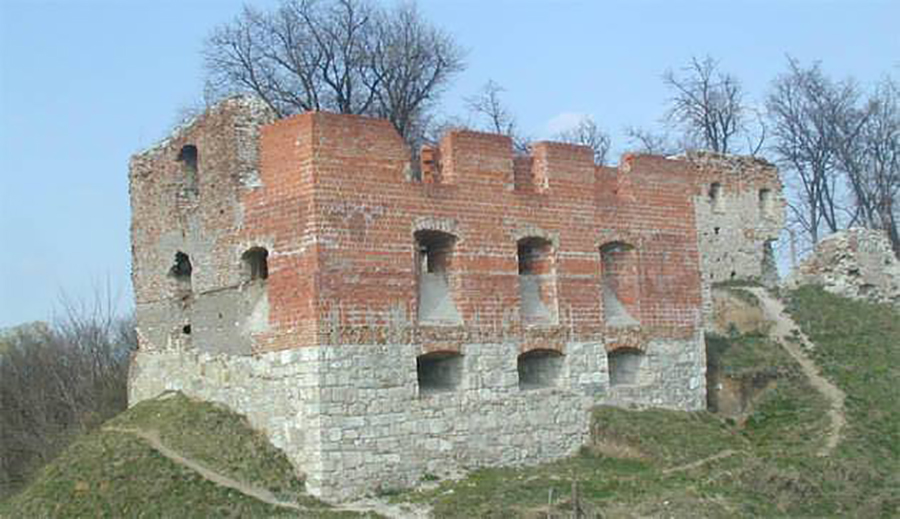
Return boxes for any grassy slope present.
[398,287,899,517]
[0,393,366,518]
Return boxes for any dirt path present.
[662,449,737,475]
[104,426,430,518]
[104,426,307,511]
[747,288,847,456]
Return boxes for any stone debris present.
[785,228,900,308]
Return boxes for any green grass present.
[0,393,369,518]
[706,331,788,377]
[107,392,306,502]
[785,286,900,514]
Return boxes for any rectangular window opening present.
[518,350,563,390]
[417,352,463,395]
[608,349,642,386]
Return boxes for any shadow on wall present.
[600,242,640,327]
[518,237,558,325]
[607,348,643,386]
[415,230,462,325]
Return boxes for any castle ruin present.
[128,97,784,499]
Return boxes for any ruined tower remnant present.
[128,96,783,499]
[687,152,785,286]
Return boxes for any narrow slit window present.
[415,230,461,324]
[517,237,557,324]
[169,251,193,294]
[600,242,640,327]
[758,188,772,217]
[177,145,199,194]
[709,182,723,212]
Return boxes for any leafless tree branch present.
[554,116,611,165]
[203,0,465,144]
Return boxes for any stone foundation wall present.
[600,334,707,411]
[128,347,320,471]
[129,333,705,499]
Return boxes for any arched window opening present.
[414,230,461,324]
[169,251,193,293]
[417,352,462,394]
[758,188,772,217]
[242,247,269,282]
[709,182,723,212]
[517,349,563,390]
[517,237,557,324]
[600,242,640,327]
[608,348,643,386]
[177,145,199,194]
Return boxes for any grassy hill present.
[2,286,897,517]
[0,393,367,518]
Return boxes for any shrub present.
[0,302,135,498]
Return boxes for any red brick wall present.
[241,115,318,351]
[132,108,708,355]
[250,113,704,353]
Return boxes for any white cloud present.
[545,111,588,136]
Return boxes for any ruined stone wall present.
[687,151,784,285]
[785,227,900,307]
[129,97,278,355]
[681,152,785,328]
[129,104,720,500]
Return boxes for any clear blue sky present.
[1,0,897,327]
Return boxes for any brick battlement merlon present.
[251,109,720,200]
[130,98,780,208]
[130,99,772,205]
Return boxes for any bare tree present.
[204,0,464,143]
[832,77,900,257]
[0,292,135,497]
[369,2,464,146]
[766,58,859,245]
[663,56,755,154]
[554,116,611,165]
[465,80,530,152]
[624,126,679,156]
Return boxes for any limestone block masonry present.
[685,152,785,328]
[128,96,780,500]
